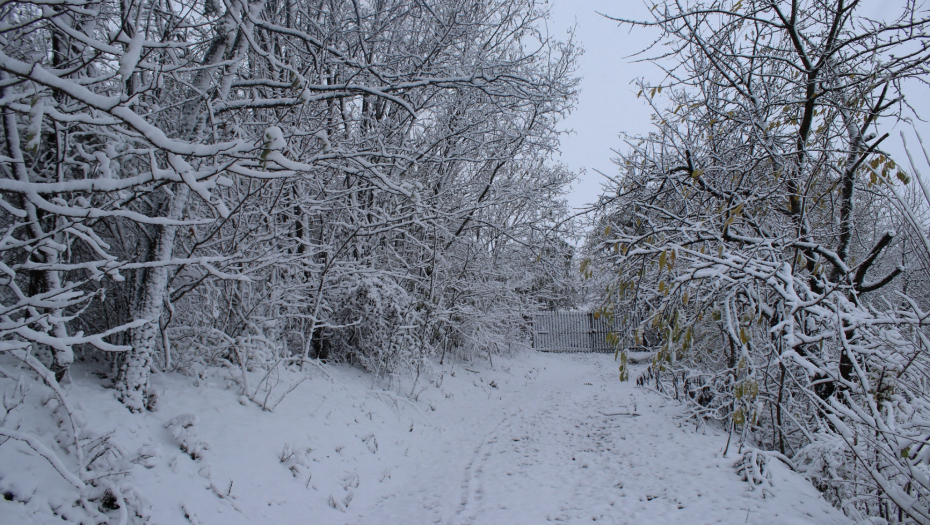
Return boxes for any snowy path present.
[357,353,849,525]
[1,351,852,524]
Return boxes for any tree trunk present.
[1,72,72,381]
[119,184,190,411]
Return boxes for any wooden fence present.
[532,311,613,353]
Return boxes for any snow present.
[119,32,145,85]
[263,126,287,151]
[0,352,851,524]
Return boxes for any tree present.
[588,0,930,520]
[0,0,580,517]
[0,0,579,408]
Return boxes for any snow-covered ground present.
[1,351,850,524]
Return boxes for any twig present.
[269,377,307,411]
[598,411,641,417]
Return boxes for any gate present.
[532,311,613,353]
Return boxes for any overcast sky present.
[546,0,654,210]
[546,0,930,211]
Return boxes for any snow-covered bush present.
[0,354,152,522]
[328,273,424,373]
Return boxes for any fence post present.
[587,312,595,352]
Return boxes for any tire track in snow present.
[452,406,522,524]
[452,355,640,524]
[358,353,851,525]
[454,386,580,524]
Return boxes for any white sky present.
[546,0,655,210]
[546,0,930,211]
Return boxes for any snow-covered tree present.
[0,0,580,518]
[588,0,930,520]
[0,0,579,408]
